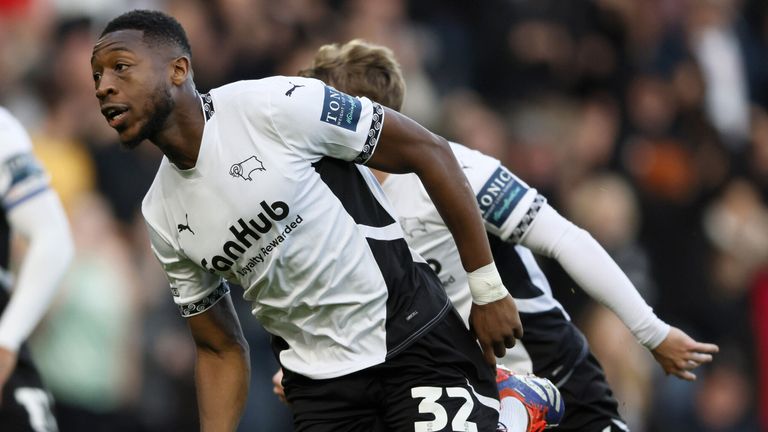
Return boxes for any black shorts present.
[282,310,500,432]
[553,353,628,432]
[0,361,58,432]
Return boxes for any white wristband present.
[467,262,508,305]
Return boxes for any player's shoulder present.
[448,142,503,188]
[449,142,499,167]
[0,107,34,156]
[210,76,325,103]
[141,158,175,226]
[207,76,327,121]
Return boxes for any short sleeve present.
[0,153,49,211]
[0,109,50,211]
[451,142,545,243]
[145,221,228,317]
[267,77,385,164]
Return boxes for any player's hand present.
[651,326,719,381]
[272,368,288,404]
[0,346,18,406]
[469,294,523,365]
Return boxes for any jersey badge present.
[320,86,361,131]
[400,217,427,238]
[230,155,266,181]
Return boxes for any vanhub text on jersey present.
[200,200,303,274]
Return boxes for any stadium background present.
[0,0,765,430]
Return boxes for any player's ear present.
[170,56,191,86]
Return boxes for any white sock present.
[498,397,530,432]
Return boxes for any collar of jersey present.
[167,156,202,179]
[165,91,214,179]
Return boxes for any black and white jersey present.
[0,107,51,364]
[142,77,451,379]
[381,142,588,385]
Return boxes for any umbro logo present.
[285,82,305,97]
[230,155,266,181]
[178,214,195,235]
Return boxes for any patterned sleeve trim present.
[354,103,384,164]
[508,195,546,243]
[178,282,230,317]
[199,92,215,122]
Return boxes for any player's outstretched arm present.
[650,327,719,381]
[187,292,250,431]
[367,107,523,364]
[0,190,73,404]
[516,202,719,378]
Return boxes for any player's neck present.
[372,169,390,184]
[151,87,205,170]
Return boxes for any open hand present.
[651,326,719,381]
[469,294,523,365]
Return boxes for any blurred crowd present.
[0,0,766,431]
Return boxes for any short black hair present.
[100,10,191,57]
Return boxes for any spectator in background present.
[30,193,142,432]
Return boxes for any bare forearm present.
[369,108,492,271]
[195,343,250,431]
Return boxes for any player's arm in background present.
[0,110,74,404]
[145,223,249,430]
[457,144,719,380]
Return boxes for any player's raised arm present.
[187,292,250,431]
[366,106,523,363]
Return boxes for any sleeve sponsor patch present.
[320,86,362,131]
[1,153,48,209]
[476,166,528,229]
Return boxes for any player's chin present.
[117,126,145,149]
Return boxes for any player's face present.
[91,29,175,148]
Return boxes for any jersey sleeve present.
[267,76,385,164]
[0,110,50,211]
[145,221,229,317]
[450,142,544,243]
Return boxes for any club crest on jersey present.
[320,86,361,131]
[476,166,528,229]
[400,217,427,238]
[230,155,266,181]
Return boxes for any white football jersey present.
[143,77,451,379]
[382,142,588,384]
